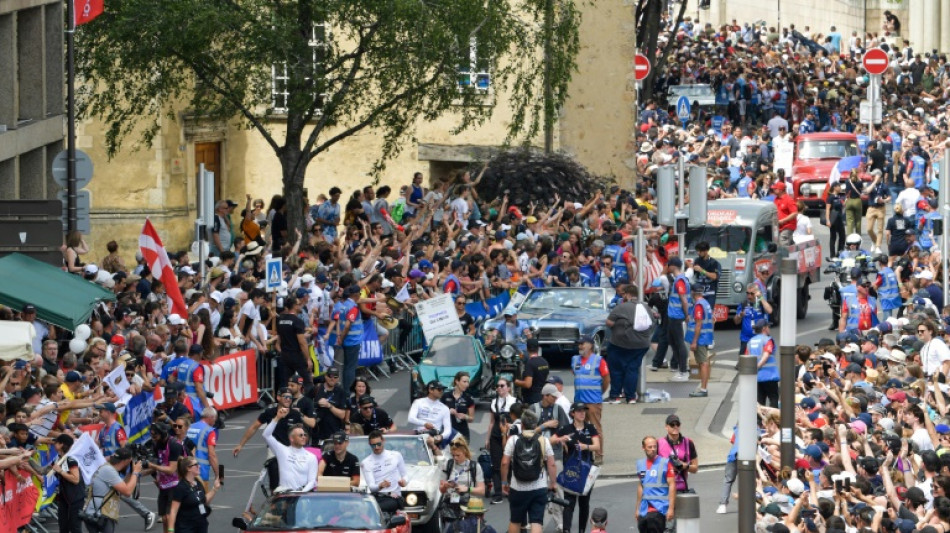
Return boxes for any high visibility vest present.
[685,298,715,346]
[571,354,604,404]
[749,334,778,382]
[668,275,692,320]
[877,267,902,311]
[637,457,671,515]
[845,296,879,331]
[185,421,214,482]
[98,422,122,457]
[176,358,202,411]
[910,155,926,188]
[342,299,363,346]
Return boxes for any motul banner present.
[0,469,39,533]
[202,349,259,410]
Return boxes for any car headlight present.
[405,493,418,506]
[733,281,744,293]
[500,345,517,359]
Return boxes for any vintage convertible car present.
[482,287,616,357]
[409,335,493,405]
[231,489,410,533]
[347,434,445,533]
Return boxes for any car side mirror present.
[388,515,408,528]
[767,243,778,253]
[232,517,250,530]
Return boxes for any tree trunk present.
[654,0,688,97]
[280,147,309,248]
[640,0,662,102]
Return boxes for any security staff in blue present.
[833,268,860,331]
[908,148,927,189]
[665,258,692,382]
[636,436,675,533]
[175,343,211,416]
[571,336,609,464]
[185,406,220,487]
[685,285,714,398]
[748,319,779,407]
[734,283,773,357]
[873,255,901,317]
[603,233,631,285]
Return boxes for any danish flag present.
[139,219,188,317]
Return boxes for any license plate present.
[408,514,419,519]
[713,304,729,322]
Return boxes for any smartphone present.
[219,465,225,485]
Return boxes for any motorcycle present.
[822,254,876,330]
[480,328,530,402]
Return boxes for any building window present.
[458,36,492,92]
[271,22,328,115]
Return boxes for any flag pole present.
[65,0,78,233]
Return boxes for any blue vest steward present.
[571,354,604,404]
[919,212,940,249]
[737,177,753,198]
[748,334,779,382]
[839,283,858,308]
[185,420,214,481]
[579,264,596,284]
[877,267,901,311]
[774,91,788,115]
[738,303,768,342]
[910,155,926,188]
[667,275,692,320]
[889,132,902,152]
[685,298,714,346]
[99,422,123,457]
[443,274,461,296]
[603,244,624,264]
[610,265,629,285]
[845,296,879,331]
[341,299,363,347]
[176,358,202,410]
[636,456,671,515]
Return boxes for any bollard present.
[737,355,758,533]
[674,492,701,533]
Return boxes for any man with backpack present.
[500,410,558,533]
[531,385,570,532]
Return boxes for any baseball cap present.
[167,314,185,326]
[785,478,805,496]
[541,384,559,397]
[358,396,376,407]
[667,257,683,268]
[96,402,118,413]
[300,274,315,284]
[804,444,822,461]
[546,375,564,385]
[21,304,37,314]
[330,431,349,444]
[916,270,935,280]
[905,486,928,506]
[344,285,361,296]
[110,334,126,346]
[770,181,786,191]
[426,379,445,390]
[288,373,305,385]
[571,402,589,412]
[65,371,83,383]
[21,385,42,400]
[324,367,340,377]
[189,344,203,355]
[888,390,907,403]
[295,288,310,299]
[665,414,681,426]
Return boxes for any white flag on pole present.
[66,433,107,485]
[395,282,411,304]
[105,364,130,401]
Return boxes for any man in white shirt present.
[450,188,471,229]
[917,320,950,377]
[896,181,921,219]
[767,112,789,139]
[263,407,317,492]
[360,430,408,513]
[500,410,558,533]
[408,381,453,451]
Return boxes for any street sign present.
[676,96,691,126]
[862,48,890,75]
[51,149,94,189]
[56,189,91,233]
[265,257,283,292]
[634,53,651,81]
[859,100,883,124]
[711,115,725,134]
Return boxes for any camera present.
[547,490,569,507]
[130,442,157,468]
[79,511,107,528]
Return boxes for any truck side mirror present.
[767,243,778,253]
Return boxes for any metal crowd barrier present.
[257,348,277,405]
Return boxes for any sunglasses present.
[189,462,200,468]
[668,422,681,427]
[370,442,384,448]
[281,394,293,399]
[496,384,507,389]
[173,424,184,429]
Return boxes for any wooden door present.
[194,142,222,203]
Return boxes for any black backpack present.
[444,458,478,488]
[511,432,544,482]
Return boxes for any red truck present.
[786,132,870,211]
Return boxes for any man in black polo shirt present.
[310,367,348,444]
[318,431,361,486]
[276,296,311,389]
[691,241,721,308]
[350,396,396,435]
[287,374,318,444]
[514,339,549,404]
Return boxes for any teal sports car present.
[409,335,493,406]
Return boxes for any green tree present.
[76,0,580,239]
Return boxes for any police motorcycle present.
[481,327,536,402]
[823,234,875,330]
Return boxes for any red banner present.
[74,0,104,26]
[78,423,105,442]
[0,469,39,533]
[202,350,259,410]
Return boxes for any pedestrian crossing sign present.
[266,257,283,291]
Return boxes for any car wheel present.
[423,508,443,533]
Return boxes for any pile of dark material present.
[471,151,613,208]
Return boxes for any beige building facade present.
[75,3,641,260]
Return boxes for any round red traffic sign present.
[634,53,651,81]
[862,48,890,75]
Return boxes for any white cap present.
[84,264,99,274]
[842,343,858,353]
[210,291,223,303]
[381,278,394,289]
[573,202,583,209]
[915,270,934,280]
[301,274,315,283]
[180,265,197,275]
[167,314,185,326]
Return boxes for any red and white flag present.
[139,219,188,317]
[74,0,104,26]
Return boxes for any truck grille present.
[716,269,733,299]
[537,327,580,342]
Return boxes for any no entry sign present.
[863,48,889,75]
[634,53,651,81]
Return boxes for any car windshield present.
[670,86,713,98]
[519,289,604,311]
[685,225,753,253]
[425,336,478,367]
[348,436,433,466]
[797,140,858,159]
[249,493,382,530]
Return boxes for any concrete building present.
[0,0,64,202]
[72,4,640,259]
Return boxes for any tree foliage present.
[76,0,580,237]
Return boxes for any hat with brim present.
[461,497,487,514]
[245,242,264,256]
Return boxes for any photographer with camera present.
[82,447,143,533]
[550,402,600,533]
[656,414,698,495]
[143,421,186,533]
[95,402,158,529]
[635,436,675,533]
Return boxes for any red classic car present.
[232,491,410,533]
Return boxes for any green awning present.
[0,253,116,331]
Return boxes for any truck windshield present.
[798,140,858,159]
[685,225,753,253]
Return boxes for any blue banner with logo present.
[359,320,384,367]
[125,391,157,444]
[465,290,512,324]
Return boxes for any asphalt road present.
[42,218,850,533]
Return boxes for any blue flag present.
[359,320,384,367]
[125,391,157,444]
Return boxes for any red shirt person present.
[772,181,798,245]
